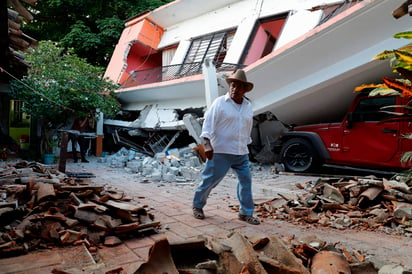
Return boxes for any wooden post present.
[95,109,104,157]
[59,131,68,173]
[95,135,103,157]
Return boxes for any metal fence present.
[122,62,244,88]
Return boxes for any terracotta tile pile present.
[0,161,160,258]
[133,232,377,274]
[256,175,412,235]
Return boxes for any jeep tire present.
[280,138,319,173]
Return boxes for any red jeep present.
[278,94,412,174]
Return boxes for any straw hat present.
[225,69,254,92]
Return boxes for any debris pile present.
[105,146,203,182]
[0,161,159,258]
[133,232,380,274]
[256,175,412,235]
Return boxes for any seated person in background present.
[69,116,91,163]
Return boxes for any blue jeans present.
[193,153,254,216]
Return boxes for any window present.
[242,14,287,65]
[183,30,235,69]
[352,96,396,122]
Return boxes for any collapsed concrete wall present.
[105,110,288,165]
[103,146,203,182]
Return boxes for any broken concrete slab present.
[256,234,309,274]
[110,147,203,182]
[135,237,179,274]
[322,183,345,203]
[222,232,268,273]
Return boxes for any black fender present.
[280,132,330,160]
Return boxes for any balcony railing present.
[121,62,244,88]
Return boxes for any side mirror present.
[346,112,353,129]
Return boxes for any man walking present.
[192,69,260,225]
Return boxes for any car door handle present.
[381,128,397,133]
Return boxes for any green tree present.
[10,41,121,154]
[23,0,173,66]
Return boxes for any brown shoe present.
[193,207,205,219]
[238,214,260,225]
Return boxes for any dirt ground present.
[59,156,412,271]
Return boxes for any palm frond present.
[381,104,412,110]
[382,77,412,96]
[401,133,412,139]
[377,116,412,125]
[353,83,386,92]
[369,87,400,96]
[373,45,412,61]
[373,50,396,60]
[401,151,412,164]
[394,50,412,64]
[379,110,404,116]
[394,31,412,39]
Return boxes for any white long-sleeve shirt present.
[200,93,253,155]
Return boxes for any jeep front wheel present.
[280,138,319,173]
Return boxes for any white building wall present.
[157,0,344,65]
[224,0,264,64]
[275,9,323,50]
[158,2,250,49]
[121,97,206,111]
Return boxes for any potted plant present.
[10,41,121,163]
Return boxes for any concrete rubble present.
[106,111,287,165]
[0,161,160,258]
[104,146,203,182]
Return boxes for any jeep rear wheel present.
[280,138,319,173]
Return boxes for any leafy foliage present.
[371,32,412,85]
[23,0,173,66]
[9,41,121,153]
[382,77,412,96]
[357,32,412,170]
[355,32,412,98]
[394,31,412,39]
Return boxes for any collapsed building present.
[100,0,411,165]
[104,109,289,166]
